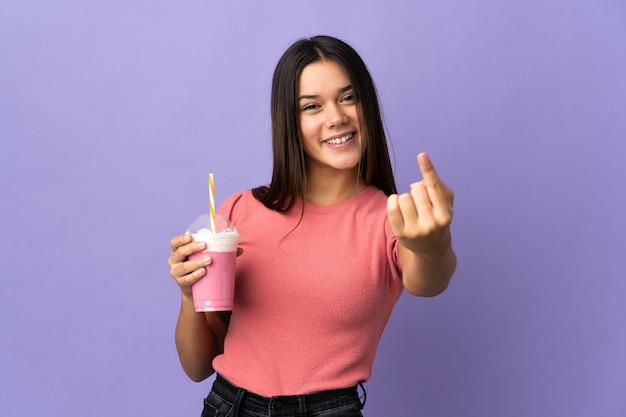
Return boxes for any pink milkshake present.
[186,214,240,312]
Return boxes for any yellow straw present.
[208,173,216,233]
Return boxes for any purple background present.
[1,1,625,416]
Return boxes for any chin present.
[329,161,361,172]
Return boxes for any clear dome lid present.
[185,213,238,235]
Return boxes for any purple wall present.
[2,1,625,416]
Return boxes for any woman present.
[168,35,456,417]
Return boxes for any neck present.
[304,167,367,206]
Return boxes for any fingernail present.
[202,256,211,265]
[418,153,429,164]
[196,242,205,249]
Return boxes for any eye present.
[341,93,356,103]
[302,103,320,111]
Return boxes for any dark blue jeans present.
[201,374,366,417]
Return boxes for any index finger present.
[416,152,453,211]
[170,233,192,252]
[417,152,441,186]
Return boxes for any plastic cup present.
[186,214,240,312]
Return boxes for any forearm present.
[400,236,457,297]
[174,294,222,382]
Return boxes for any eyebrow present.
[298,85,353,101]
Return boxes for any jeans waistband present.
[212,374,365,416]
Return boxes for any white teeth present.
[325,133,352,145]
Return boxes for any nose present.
[325,104,348,128]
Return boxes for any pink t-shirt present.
[213,186,404,396]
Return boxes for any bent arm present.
[387,153,457,297]
[169,234,229,381]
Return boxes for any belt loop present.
[231,386,246,417]
[298,395,307,416]
[357,382,367,410]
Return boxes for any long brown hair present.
[253,35,396,212]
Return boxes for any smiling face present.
[298,59,363,178]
